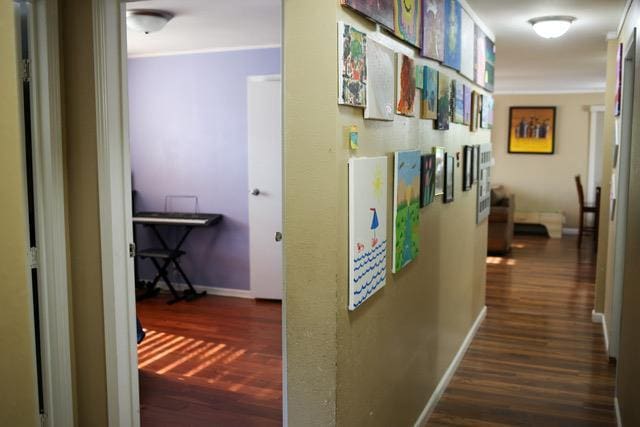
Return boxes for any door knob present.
[275,232,282,242]
[251,188,260,196]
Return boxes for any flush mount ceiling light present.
[126,10,174,34]
[528,16,576,39]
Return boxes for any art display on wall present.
[444,153,455,203]
[470,90,479,131]
[463,85,471,125]
[484,37,496,91]
[365,39,396,120]
[435,73,450,130]
[452,79,464,124]
[421,0,445,61]
[474,25,486,87]
[508,106,556,154]
[420,154,436,207]
[477,142,492,223]
[338,22,368,107]
[421,66,438,120]
[415,64,424,89]
[463,145,473,191]
[396,53,417,116]
[433,146,445,195]
[615,42,623,116]
[341,0,394,30]
[480,94,493,129]
[393,150,421,273]
[474,144,480,181]
[443,0,461,71]
[394,0,422,48]
[459,7,475,80]
[348,156,388,310]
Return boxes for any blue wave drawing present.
[353,256,386,284]
[353,240,387,263]
[353,244,387,272]
[354,264,386,295]
[353,272,386,307]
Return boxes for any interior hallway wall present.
[492,92,604,229]
[128,48,281,291]
[0,3,40,425]
[285,1,491,424]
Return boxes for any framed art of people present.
[508,106,556,155]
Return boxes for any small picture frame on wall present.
[463,145,473,191]
[508,106,556,154]
[433,146,446,196]
[444,154,455,203]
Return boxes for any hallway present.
[429,235,617,426]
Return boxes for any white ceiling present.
[126,0,281,57]
[465,0,626,93]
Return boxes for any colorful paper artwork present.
[393,150,421,273]
[435,73,450,130]
[443,0,461,71]
[348,156,388,310]
[463,145,473,191]
[485,37,496,91]
[444,153,454,203]
[421,66,438,120]
[474,25,486,87]
[615,43,623,116]
[459,7,475,80]
[365,39,395,121]
[470,90,479,131]
[453,80,464,124]
[481,94,493,129]
[508,106,556,154]
[393,0,422,48]
[421,0,445,61]
[420,154,436,207]
[338,22,367,107]
[415,65,424,90]
[477,143,492,223]
[433,146,445,195]
[341,0,394,30]
[396,53,417,116]
[463,85,471,125]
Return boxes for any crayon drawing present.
[338,22,367,107]
[396,53,417,116]
[393,150,421,273]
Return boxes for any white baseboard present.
[414,306,487,427]
[615,397,622,427]
[591,310,609,353]
[155,281,254,299]
[563,227,579,235]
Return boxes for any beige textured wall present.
[59,0,109,424]
[0,3,40,425]
[492,93,604,228]
[285,2,489,425]
[615,1,640,425]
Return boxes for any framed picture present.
[470,91,479,132]
[615,42,623,116]
[433,146,445,195]
[463,145,473,191]
[341,0,394,30]
[508,106,556,154]
[474,144,480,181]
[435,73,450,130]
[420,154,436,207]
[444,153,454,203]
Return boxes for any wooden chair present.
[575,175,601,249]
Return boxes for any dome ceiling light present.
[528,16,576,39]
[126,10,174,34]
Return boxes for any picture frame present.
[463,145,473,191]
[444,153,454,203]
[433,146,446,195]
[508,106,556,155]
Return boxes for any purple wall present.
[128,48,281,290]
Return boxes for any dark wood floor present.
[429,235,617,427]
[136,295,282,426]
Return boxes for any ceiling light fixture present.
[126,10,174,34]
[528,16,576,39]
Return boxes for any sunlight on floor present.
[486,257,517,266]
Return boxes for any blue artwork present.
[393,150,421,273]
[443,0,461,71]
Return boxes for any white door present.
[248,76,282,300]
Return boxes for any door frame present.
[18,0,75,424]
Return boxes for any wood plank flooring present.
[136,295,282,426]
[428,235,617,426]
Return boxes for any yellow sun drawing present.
[372,166,384,200]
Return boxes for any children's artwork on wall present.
[420,154,436,207]
[396,53,417,116]
[348,156,388,310]
[443,0,461,71]
[474,25,486,87]
[485,37,496,91]
[508,106,556,154]
[444,154,455,203]
[433,146,445,195]
[463,145,473,191]
[393,0,422,48]
[435,73,450,130]
[341,0,394,30]
[415,65,424,89]
[393,150,421,273]
[459,7,475,80]
[477,142,492,223]
[338,22,367,107]
[421,66,438,120]
[365,39,395,121]
[615,43,623,116]
[474,144,480,181]
[453,79,464,124]
[480,94,493,129]
[463,85,471,125]
[421,0,445,61]
[470,90,479,131]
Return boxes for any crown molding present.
[127,43,281,59]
